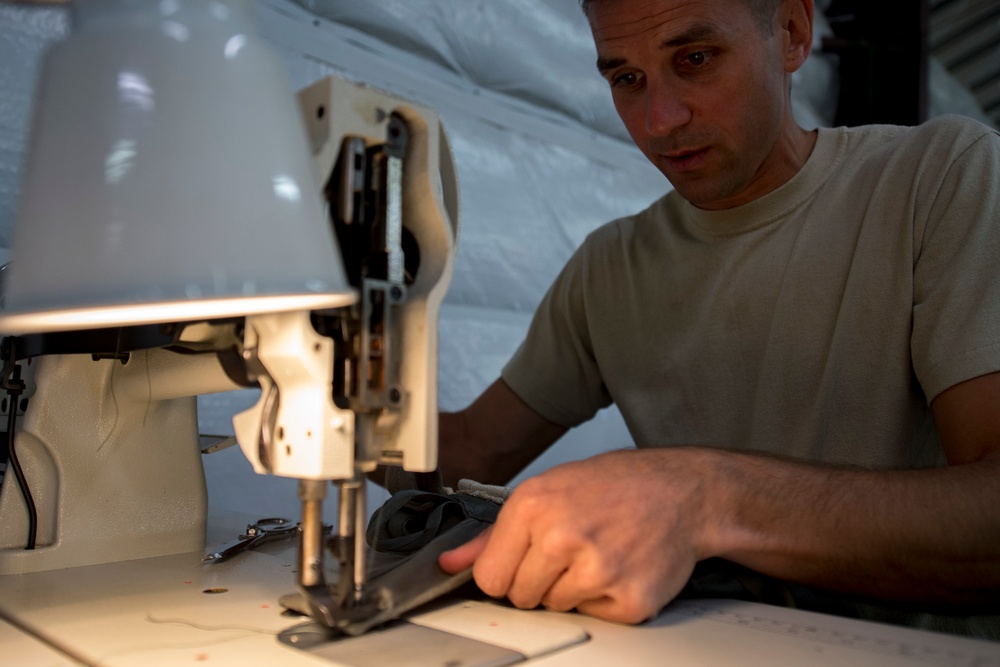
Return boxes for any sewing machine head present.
[234,77,460,628]
[0,0,458,635]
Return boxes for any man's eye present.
[683,51,711,68]
[612,72,639,88]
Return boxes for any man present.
[435,0,1000,634]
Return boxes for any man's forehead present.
[589,0,744,66]
[589,0,747,42]
[586,0,749,19]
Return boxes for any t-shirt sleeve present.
[501,236,613,427]
[911,124,1000,402]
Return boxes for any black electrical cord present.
[6,388,35,550]
[2,345,36,550]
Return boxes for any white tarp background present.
[0,0,975,521]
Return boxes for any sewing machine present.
[0,67,459,625]
[0,0,465,642]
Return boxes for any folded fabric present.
[366,487,502,554]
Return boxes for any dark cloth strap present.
[366,488,502,554]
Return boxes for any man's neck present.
[696,122,819,212]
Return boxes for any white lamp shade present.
[0,0,355,334]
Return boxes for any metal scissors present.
[203,517,298,563]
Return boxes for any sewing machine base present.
[278,620,523,666]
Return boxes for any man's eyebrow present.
[661,23,723,49]
[596,22,723,73]
[596,56,627,73]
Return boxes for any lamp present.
[0,0,355,335]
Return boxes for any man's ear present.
[782,0,814,74]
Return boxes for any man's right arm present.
[438,378,567,487]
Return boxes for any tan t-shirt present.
[503,115,1000,470]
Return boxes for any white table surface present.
[1,508,998,666]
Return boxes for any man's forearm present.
[437,379,567,487]
[705,448,1000,607]
[438,410,501,485]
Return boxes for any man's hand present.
[438,373,1000,624]
[440,448,714,624]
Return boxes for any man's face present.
[589,0,797,210]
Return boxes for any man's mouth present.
[662,147,710,172]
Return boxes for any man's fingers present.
[505,544,570,610]
[574,594,658,625]
[470,505,536,598]
[438,527,491,574]
[571,576,671,625]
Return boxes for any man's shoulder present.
[907,114,996,141]
[840,115,997,161]
[817,115,997,197]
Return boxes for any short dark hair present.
[579,0,782,35]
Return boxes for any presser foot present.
[278,517,483,637]
[279,584,390,647]
[289,582,388,633]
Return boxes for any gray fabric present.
[456,479,514,504]
[280,518,486,636]
[280,473,504,636]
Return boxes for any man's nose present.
[645,80,692,136]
